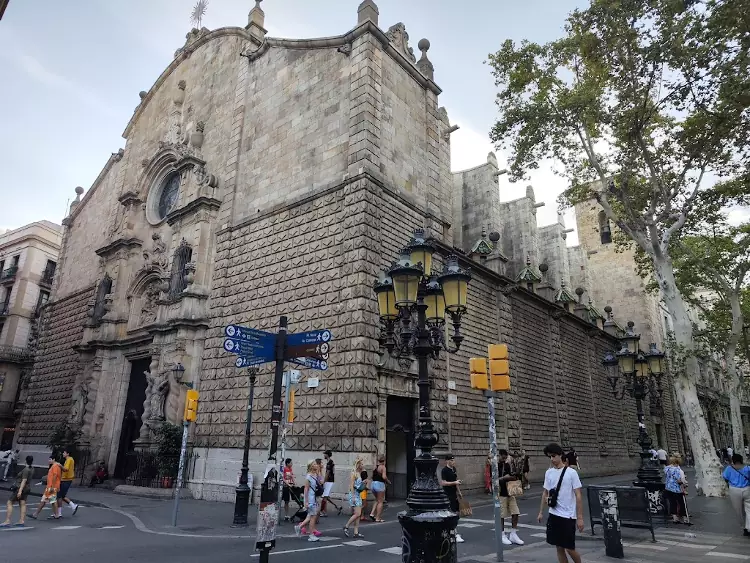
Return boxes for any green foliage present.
[47,422,82,461]
[155,422,182,478]
[487,0,750,258]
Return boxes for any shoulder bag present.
[501,463,524,497]
[547,467,568,508]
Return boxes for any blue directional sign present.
[235,356,269,368]
[223,336,275,358]
[287,329,332,347]
[288,356,328,371]
[225,324,274,341]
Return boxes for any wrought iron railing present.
[0,304,9,316]
[40,269,55,287]
[0,345,33,362]
[123,450,196,489]
[0,266,17,283]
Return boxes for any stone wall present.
[499,195,539,279]
[538,223,570,290]
[451,158,502,252]
[17,285,94,445]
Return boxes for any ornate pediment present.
[386,23,416,63]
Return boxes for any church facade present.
[17,1,684,501]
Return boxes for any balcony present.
[0,304,9,317]
[0,266,17,284]
[0,345,33,363]
[40,267,56,288]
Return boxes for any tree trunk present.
[726,291,745,454]
[653,256,725,496]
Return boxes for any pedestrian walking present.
[29,456,63,521]
[295,460,322,541]
[369,455,390,522]
[722,453,750,536]
[537,443,584,563]
[359,469,369,521]
[664,456,690,525]
[484,455,492,494]
[343,458,366,538]
[57,449,79,517]
[1,455,33,528]
[320,450,342,517]
[440,454,465,543]
[0,449,19,481]
[282,458,296,521]
[656,447,668,466]
[522,449,531,490]
[498,449,524,545]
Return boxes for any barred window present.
[93,274,113,322]
[168,239,193,300]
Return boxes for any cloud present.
[0,32,116,118]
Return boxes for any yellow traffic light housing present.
[469,357,489,390]
[184,389,199,422]
[488,343,510,392]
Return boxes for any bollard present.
[598,489,624,559]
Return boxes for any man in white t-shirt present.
[538,443,584,563]
[656,448,668,466]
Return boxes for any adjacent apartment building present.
[0,221,61,448]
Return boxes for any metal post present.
[171,420,190,527]
[257,316,287,563]
[232,367,258,527]
[598,489,624,558]
[399,296,458,563]
[484,391,504,562]
[278,371,292,524]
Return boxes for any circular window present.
[157,173,181,220]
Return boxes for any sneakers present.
[308,535,320,542]
[509,531,524,545]
[501,533,512,545]
[353,532,364,538]
[343,527,350,537]
[313,530,322,537]
[71,503,79,516]
[455,534,465,543]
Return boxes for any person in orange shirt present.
[29,456,62,520]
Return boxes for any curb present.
[0,484,109,509]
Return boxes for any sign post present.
[172,389,199,527]
[277,369,299,523]
[222,320,331,558]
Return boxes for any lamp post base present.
[232,484,251,527]
[398,508,459,563]
[633,453,665,518]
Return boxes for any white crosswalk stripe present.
[52,525,81,530]
[380,547,402,555]
[343,540,375,547]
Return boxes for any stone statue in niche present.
[68,381,89,427]
[142,365,170,427]
[143,233,168,269]
[139,281,161,326]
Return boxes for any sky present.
[0,0,593,241]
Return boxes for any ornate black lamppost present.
[232,366,258,527]
[603,322,666,500]
[373,229,471,563]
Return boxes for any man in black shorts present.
[1,455,33,527]
[537,443,583,563]
[440,454,464,543]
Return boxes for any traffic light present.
[288,389,295,423]
[469,357,489,390]
[488,343,510,392]
[184,389,199,422]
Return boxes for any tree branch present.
[661,163,706,246]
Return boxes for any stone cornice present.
[118,191,142,206]
[0,233,61,255]
[166,196,222,226]
[95,237,144,257]
[428,237,619,343]
[242,21,441,96]
[65,151,122,225]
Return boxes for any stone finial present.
[575,287,585,303]
[69,186,85,215]
[525,185,535,201]
[416,38,434,80]
[489,231,500,243]
[487,152,499,167]
[74,186,84,199]
[357,0,379,25]
[139,91,148,100]
[246,0,267,40]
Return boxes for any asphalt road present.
[0,492,565,563]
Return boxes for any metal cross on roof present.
[190,0,208,28]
